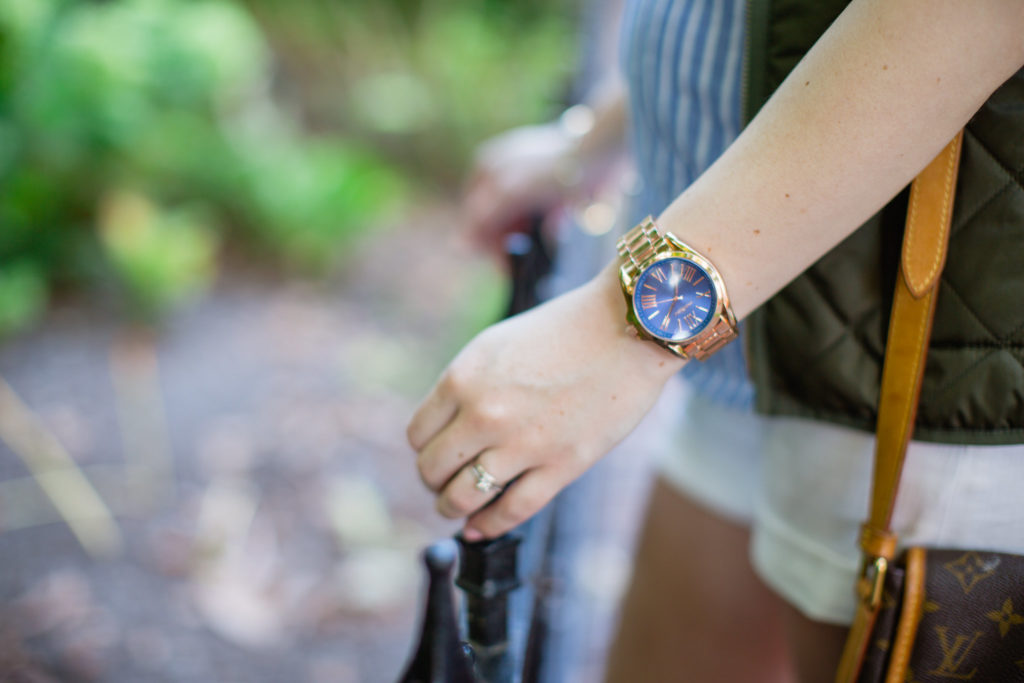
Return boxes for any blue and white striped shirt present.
[621,0,754,408]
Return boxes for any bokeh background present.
[0,0,584,680]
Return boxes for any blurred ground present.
[0,206,502,683]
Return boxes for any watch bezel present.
[629,257,718,342]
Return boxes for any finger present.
[462,175,529,251]
[461,466,563,540]
[461,162,488,197]
[416,417,492,493]
[462,182,505,250]
[406,378,458,452]
[434,450,522,519]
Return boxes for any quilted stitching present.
[922,126,1024,427]
[926,279,1022,408]
[950,129,1024,239]
[799,267,882,359]
[753,74,1024,441]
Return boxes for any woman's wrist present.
[589,259,689,379]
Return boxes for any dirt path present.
[0,205,503,682]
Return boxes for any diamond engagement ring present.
[470,462,503,494]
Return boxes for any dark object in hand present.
[504,216,553,319]
[397,541,476,683]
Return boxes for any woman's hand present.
[406,265,683,539]
[462,122,577,257]
[462,89,627,258]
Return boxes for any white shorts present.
[656,379,1024,625]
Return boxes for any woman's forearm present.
[658,0,1024,321]
[408,0,1024,541]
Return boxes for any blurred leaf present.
[349,71,437,135]
[98,190,219,318]
[238,140,406,270]
[0,259,47,336]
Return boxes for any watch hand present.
[662,287,682,328]
[669,274,686,311]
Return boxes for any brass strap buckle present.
[858,556,889,610]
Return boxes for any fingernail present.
[462,527,483,542]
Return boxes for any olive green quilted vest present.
[743,0,1024,444]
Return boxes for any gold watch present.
[616,216,737,360]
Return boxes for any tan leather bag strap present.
[834,130,964,683]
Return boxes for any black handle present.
[503,215,553,319]
[400,219,556,683]
[397,541,476,683]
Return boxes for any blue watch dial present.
[633,258,717,342]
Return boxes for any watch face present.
[633,257,718,342]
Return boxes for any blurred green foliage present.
[243,0,578,185]
[0,0,576,334]
[0,0,406,328]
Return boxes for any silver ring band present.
[470,462,503,494]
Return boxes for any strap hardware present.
[858,556,889,610]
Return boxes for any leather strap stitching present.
[904,136,961,297]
